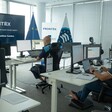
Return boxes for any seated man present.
[31,35,51,85]
[69,66,112,104]
[30,35,62,86]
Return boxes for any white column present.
[36,3,46,39]
[0,0,2,12]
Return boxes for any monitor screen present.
[0,13,25,46]
[0,44,11,56]
[62,42,81,53]
[17,40,31,52]
[72,45,83,64]
[70,45,83,73]
[83,44,101,60]
[32,40,44,50]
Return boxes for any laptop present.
[76,59,95,80]
[28,50,42,58]
[82,59,91,73]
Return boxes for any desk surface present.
[0,87,40,112]
[41,69,97,86]
[5,57,37,66]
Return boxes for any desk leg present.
[8,65,13,88]
[50,78,57,112]
[12,65,26,93]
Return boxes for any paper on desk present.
[76,74,95,80]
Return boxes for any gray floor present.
[7,63,107,112]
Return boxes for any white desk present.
[41,69,98,112]
[5,57,37,93]
[0,87,40,112]
[5,59,24,93]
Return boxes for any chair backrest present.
[50,43,63,71]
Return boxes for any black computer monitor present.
[16,40,32,57]
[0,44,11,56]
[83,44,101,60]
[0,48,7,96]
[71,45,83,73]
[62,42,81,53]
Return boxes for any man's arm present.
[90,67,112,81]
[36,56,41,61]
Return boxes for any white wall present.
[49,4,73,41]
[46,0,112,59]
[101,1,112,58]
[73,2,101,44]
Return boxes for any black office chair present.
[36,43,63,94]
[91,81,112,112]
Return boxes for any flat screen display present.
[62,42,81,53]
[72,45,83,64]
[32,40,44,50]
[0,13,25,46]
[17,40,31,52]
[83,44,101,60]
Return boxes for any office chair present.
[91,81,112,112]
[36,43,63,94]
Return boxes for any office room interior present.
[0,0,112,112]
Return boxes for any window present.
[9,2,31,38]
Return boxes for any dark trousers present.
[76,80,112,102]
[30,64,46,79]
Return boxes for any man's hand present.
[100,66,108,72]
[36,56,40,61]
[90,67,95,74]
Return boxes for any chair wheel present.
[58,90,61,93]
[36,85,39,89]
[61,84,63,88]
[42,90,44,94]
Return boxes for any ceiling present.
[8,0,97,5]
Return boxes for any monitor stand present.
[72,69,82,74]
[66,68,82,74]
[17,52,25,58]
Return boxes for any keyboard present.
[5,58,11,60]
[19,57,36,63]
[76,73,95,80]
[1,93,28,105]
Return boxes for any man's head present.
[43,35,51,46]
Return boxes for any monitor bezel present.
[71,44,83,73]
[83,44,101,60]
[62,42,81,53]
[16,40,32,52]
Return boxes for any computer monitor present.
[0,48,7,96]
[32,40,44,50]
[71,45,83,73]
[0,44,11,56]
[16,40,32,57]
[83,44,101,60]
[62,42,81,53]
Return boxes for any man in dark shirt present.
[31,35,51,82]
[68,66,112,103]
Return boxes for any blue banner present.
[57,14,73,43]
[26,14,40,40]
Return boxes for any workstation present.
[0,0,112,112]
